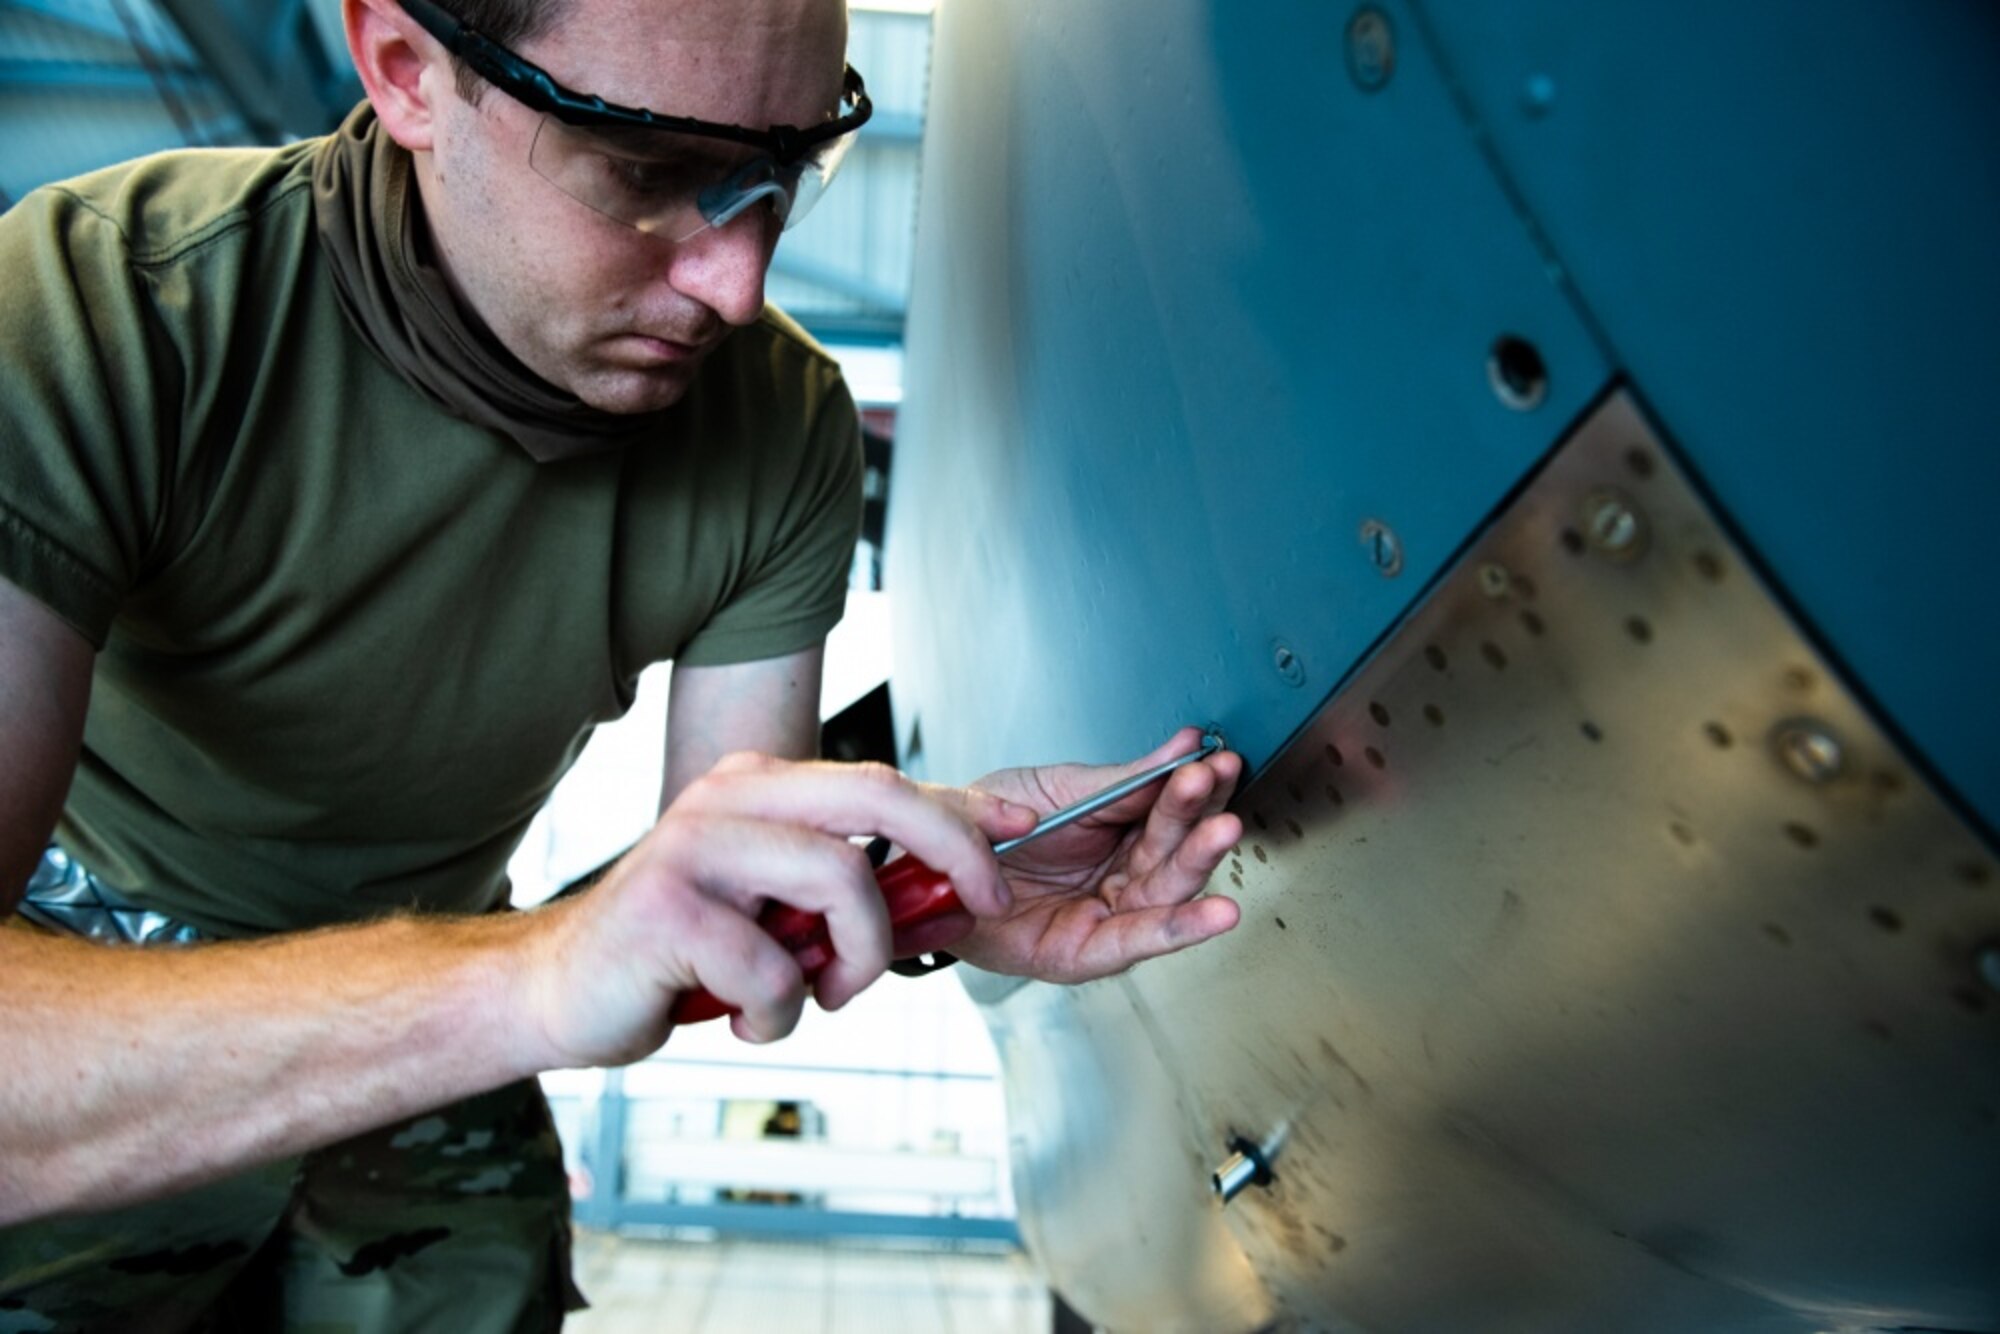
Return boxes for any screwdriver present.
[670,730,1226,1025]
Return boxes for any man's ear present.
[343,0,446,152]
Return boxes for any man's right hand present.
[0,742,1038,1224]
[515,752,1043,1059]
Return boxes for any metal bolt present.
[1581,489,1647,561]
[1478,562,1512,599]
[1976,944,2000,995]
[1770,719,1845,785]
[1211,1134,1276,1205]
[1273,640,1305,688]
[1345,7,1395,93]
[1359,519,1404,577]
[1213,1151,1259,1203]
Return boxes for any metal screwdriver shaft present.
[992,730,1226,857]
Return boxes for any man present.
[0,0,1243,1325]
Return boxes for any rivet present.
[1359,519,1403,577]
[1344,7,1395,93]
[1770,718,1844,785]
[1478,563,1512,599]
[1581,488,1648,561]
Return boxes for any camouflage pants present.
[2,852,586,1332]
[0,1078,585,1334]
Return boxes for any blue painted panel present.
[1417,1,2000,821]
[890,0,1608,783]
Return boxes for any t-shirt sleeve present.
[674,363,864,668]
[0,187,175,648]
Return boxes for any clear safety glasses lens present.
[528,116,861,243]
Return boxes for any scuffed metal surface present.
[973,392,2000,1331]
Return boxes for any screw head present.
[1478,563,1512,599]
[1359,519,1404,577]
[1581,488,1648,561]
[1272,640,1306,688]
[1345,7,1395,92]
[1770,719,1845,785]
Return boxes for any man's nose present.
[667,212,777,328]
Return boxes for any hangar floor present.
[569,1230,1052,1332]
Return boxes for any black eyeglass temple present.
[398,0,459,50]
[395,0,871,160]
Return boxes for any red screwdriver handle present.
[668,855,969,1025]
[876,853,971,941]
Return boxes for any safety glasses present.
[398,0,872,241]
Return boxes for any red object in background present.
[859,405,898,440]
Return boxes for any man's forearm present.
[0,908,551,1226]
[0,750,1044,1228]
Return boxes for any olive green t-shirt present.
[0,142,862,937]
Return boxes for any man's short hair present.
[441,0,570,104]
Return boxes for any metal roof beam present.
[0,0,174,52]
[0,56,201,92]
[148,0,341,140]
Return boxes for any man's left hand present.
[903,727,1244,983]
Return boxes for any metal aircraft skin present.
[886,3,2000,1330]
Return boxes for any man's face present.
[413,0,848,414]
